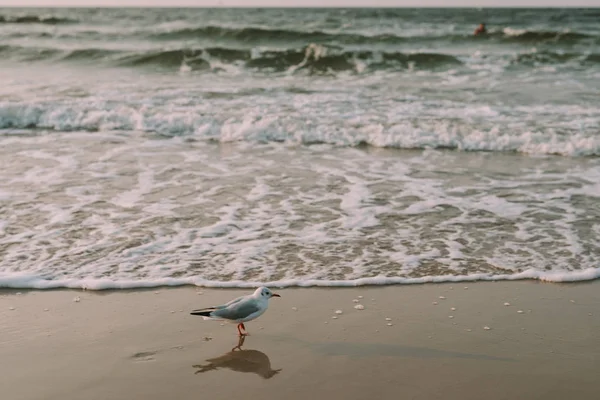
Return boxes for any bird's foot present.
[232,335,246,351]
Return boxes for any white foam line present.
[1,267,598,291]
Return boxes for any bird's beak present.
[272,293,281,297]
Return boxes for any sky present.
[1,0,599,7]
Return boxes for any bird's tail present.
[190,308,215,317]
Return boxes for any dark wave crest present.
[118,49,209,69]
[151,25,345,43]
[0,43,458,72]
[0,44,62,62]
[149,24,597,47]
[61,48,122,61]
[511,50,600,66]
[2,42,599,73]
[497,29,594,44]
[117,46,462,72]
[0,15,77,24]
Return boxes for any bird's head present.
[255,286,281,299]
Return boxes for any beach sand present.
[1,281,599,400]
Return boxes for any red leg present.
[238,323,246,336]
[237,323,248,336]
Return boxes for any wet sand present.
[1,281,599,400]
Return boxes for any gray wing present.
[212,300,261,320]
[192,294,249,314]
[222,294,248,308]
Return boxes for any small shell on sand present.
[352,299,359,303]
[433,301,438,305]
[449,315,454,319]
[483,326,491,330]
[517,310,524,314]
[154,291,159,294]
[354,304,365,310]
[73,297,81,303]
[570,300,576,303]
[9,307,15,310]
[358,296,364,299]
[504,302,511,306]
[335,310,343,314]
[466,329,472,332]
[292,307,298,311]
[450,307,456,311]
[386,323,393,326]
[385,318,392,321]
[439,296,446,300]
[44,308,49,311]
[464,287,468,290]
[332,316,338,320]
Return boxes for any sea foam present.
[1,268,599,291]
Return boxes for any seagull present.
[190,287,281,336]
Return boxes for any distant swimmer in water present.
[474,23,487,36]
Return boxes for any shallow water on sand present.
[1,132,598,288]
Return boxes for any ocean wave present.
[245,46,462,72]
[115,46,463,72]
[584,53,600,64]
[0,103,598,156]
[500,28,593,43]
[150,25,351,43]
[1,268,599,290]
[3,24,595,49]
[148,25,418,46]
[4,42,600,73]
[0,44,62,62]
[149,24,597,46]
[0,15,76,25]
[511,50,600,66]
[0,43,463,72]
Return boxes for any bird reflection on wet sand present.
[193,336,281,379]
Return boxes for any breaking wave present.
[0,15,76,24]
[3,43,600,73]
[150,25,598,46]
[1,102,598,157]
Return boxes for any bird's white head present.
[254,286,281,299]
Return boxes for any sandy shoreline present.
[1,281,599,400]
